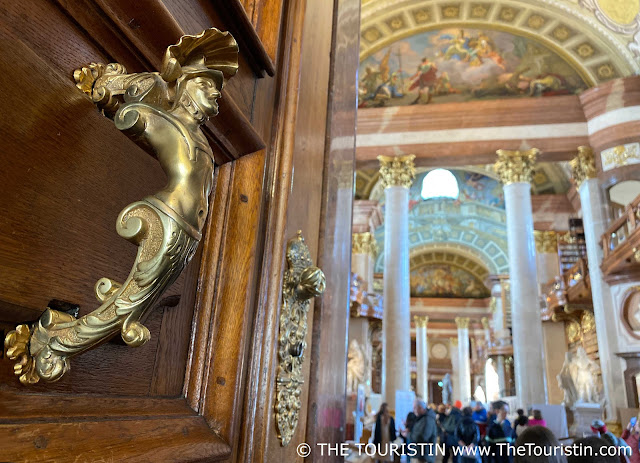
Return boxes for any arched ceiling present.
[360,0,640,88]
[409,248,491,280]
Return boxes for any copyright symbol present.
[297,443,311,457]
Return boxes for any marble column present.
[534,230,568,405]
[414,316,429,401]
[455,317,472,404]
[378,154,415,411]
[481,317,491,350]
[450,337,460,402]
[352,232,378,290]
[571,146,627,420]
[495,149,546,408]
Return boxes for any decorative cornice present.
[450,337,459,347]
[570,145,597,188]
[481,317,490,330]
[352,232,378,257]
[494,148,539,185]
[534,230,558,254]
[455,316,471,329]
[377,154,416,189]
[414,315,429,328]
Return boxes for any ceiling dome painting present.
[358,27,589,107]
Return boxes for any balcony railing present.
[601,193,640,278]
[542,258,592,319]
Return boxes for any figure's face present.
[186,76,221,117]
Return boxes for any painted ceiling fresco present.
[410,263,491,298]
[358,28,589,107]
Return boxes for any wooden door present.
[0,0,359,461]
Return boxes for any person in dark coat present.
[485,401,516,463]
[373,403,396,463]
[443,404,463,463]
[456,407,482,463]
[410,399,438,463]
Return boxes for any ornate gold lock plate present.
[275,231,326,446]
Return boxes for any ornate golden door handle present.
[275,231,326,446]
[4,29,239,385]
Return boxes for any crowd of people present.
[370,399,640,463]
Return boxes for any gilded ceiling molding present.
[352,232,379,257]
[481,317,490,330]
[378,154,416,188]
[494,148,539,185]
[569,145,597,188]
[534,230,559,254]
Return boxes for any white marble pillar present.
[450,337,460,402]
[495,149,547,408]
[414,316,429,401]
[352,232,378,289]
[571,146,627,420]
[378,154,415,411]
[455,317,472,404]
[534,230,568,405]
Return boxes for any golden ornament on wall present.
[275,231,326,446]
[413,9,431,23]
[442,5,461,19]
[499,7,518,22]
[565,319,582,344]
[581,311,596,333]
[4,28,239,385]
[576,43,596,58]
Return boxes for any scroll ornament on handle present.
[276,231,326,446]
[4,28,239,385]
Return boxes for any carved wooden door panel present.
[0,0,336,461]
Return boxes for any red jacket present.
[622,430,639,463]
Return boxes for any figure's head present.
[174,63,223,121]
[492,400,509,420]
[378,402,389,417]
[414,399,427,416]
[533,409,543,421]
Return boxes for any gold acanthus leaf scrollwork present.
[494,148,539,185]
[352,232,378,257]
[534,230,558,254]
[377,154,416,189]
[276,231,326,446]
[570,146,597,189]
[4,28,239,385]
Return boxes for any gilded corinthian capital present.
[378,154,416,189]
[352,232,378,257]
[534,230,558,254]
[494,148,539,185]
[455,317,470,329]
[570,146,597,188]
[414,315,429,328]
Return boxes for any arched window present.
[421,169,459,200]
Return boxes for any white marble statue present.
[557,348,601,406]
[347,340,366,394]
[442,373,453,405]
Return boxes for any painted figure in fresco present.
[443,30,475,62]
[472,33,506,69]
[358,49,405,107]
[409,57,439,104]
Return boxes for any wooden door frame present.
[1,0,305,461]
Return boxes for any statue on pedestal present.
[557,347,602,407]
[442,373,453,405]
[347,340,367,394]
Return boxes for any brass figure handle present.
[4,29,239,385]
[275,231,326,446]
